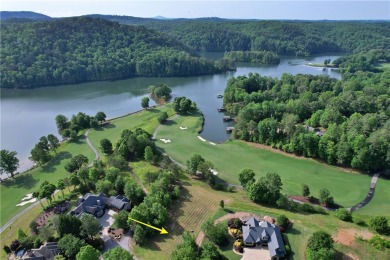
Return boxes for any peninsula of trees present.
[224,51,280,64]
[0,17,235,89]
[223,50,390,172]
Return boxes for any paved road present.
[348,173,380,212]
[85,129,99,167]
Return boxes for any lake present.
[0,54,341,176]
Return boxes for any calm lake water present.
[0,54,342,175]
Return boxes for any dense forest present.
[142,20,390,55]
[224,51,280,64]
[0,17,235,89]
[223,50,390,172]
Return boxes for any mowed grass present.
[132,180,226,260]
[355,178,390,216]
[155,114,387,209]
[0,134,94,226]
[88,105,175,154]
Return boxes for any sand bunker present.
[17,198,37,206]
[197,136,206,142]
[160,138,171,143]
[21,193,33,201]
[180,126,188,130]
[209,142,216,145]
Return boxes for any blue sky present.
[2,1,389,20]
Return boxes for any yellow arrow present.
[128,217,168,234]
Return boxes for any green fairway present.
[88,105,175,156]
[0,134,95,227]
[155,114,387,209]
[354,178,390,216]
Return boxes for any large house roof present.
[70,193,131,217]
[242,217,286,258]
[22,242,60,260]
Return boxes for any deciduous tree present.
[0,149,19,178]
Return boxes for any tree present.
[369,216,388,234]
[76,245,100,260]
[0,150,19,178]
[100,138,113,155]
[80,213,101,238]
[55,114,69,134]
[38,225,54,242]
[124,181,145,204]
[96,180,113,195]
[307,231,334,251]
[113,210,129,229]
[200,243,222,259]
[302,184,310,197]
[57,179,66,197]
[171,231,198,260]
[89,167,100,182]
[95,112,106,123]
[133,225,147,245]
[65,154,88,173]
[238,168,255,190]
[201,220,229,246]
[319,188,334,206]
[247,172,283,205]
[39,182,56,204]
[173,96,194,113]
[30,142,51,165]
[144,146,154,163]
[56,214,82,237]
[69,173,80,187]
[158,112,168,124]
[103,247,133,260]
[54,255,66,260]
[58,234,85,259]
[141,97,150,109]
[47,134,60,153]
[220,200,224,209]
[186,154,205,175]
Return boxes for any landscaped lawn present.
[155,114,390,210]
[0,134,95,227]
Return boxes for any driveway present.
[99,209,131,252]
[241,246,270,260]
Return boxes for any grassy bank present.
[0,134,94,226]
[155,113,390,212]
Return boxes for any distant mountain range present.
[0,11,52,20]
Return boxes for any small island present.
[306,59,337,68]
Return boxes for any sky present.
[1,0,389,20]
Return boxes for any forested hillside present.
[0,17,235,89]
[0,11,52,20]
[144,20,390,55]
[224,50,390,172]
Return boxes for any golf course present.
[155,112,390,212]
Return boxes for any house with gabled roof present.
[242,217,286,260]
[70,193,131,218]
[22,242,60,260]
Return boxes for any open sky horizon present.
[1,0,389,20]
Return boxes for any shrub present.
[368,235,390,250]
[334,208,352,221]
[369,216,388,234]
[3,245,11,254]
[10,240,20,252]
[352,214,366,226]
[301,203,316,213]
[307,231,334,251]
[29,221,39,234]
[276,215,289,229]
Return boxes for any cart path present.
[348,174,380,212]
[85,129,100,167]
